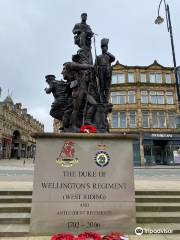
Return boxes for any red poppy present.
[78,232,102,240]
[50,233,74,240]
[103,232,126,240]
[80,125,97,133]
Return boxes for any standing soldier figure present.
[96,38,115,103]
[72,13,94,64]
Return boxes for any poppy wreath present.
[50,232,127,240]
[80,125,97,133]
[50,233,74,240]
[103,232,126,240]
[78,232,102,240]
[50,232,101,240]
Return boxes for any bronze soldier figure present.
[96,38,115,103]
[72,13,94,64]
[45,14,116,133]
[45,75,72,130]
[72,13,93,49]
[61,62,95,132]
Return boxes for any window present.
[152,112,158,128]
[142,111,149,128]
[128,91,136,103]
[140,73,146,83]
[129,111,136,128]
[119,91,126,104]
[152,111,166,128]
[166,92,174,104]
[111,92,126,104]
[156,74,163,83]
[165,74,172,84]
[112,112,118,128]
[168,112,176,128]
[111,112,127,128]
[149,73,162,83]
[150,74,155,83]
[150,91,164,104]
[119,112,126,128]
[111,92,118,104]
[141,91,148,104]
[128,73,134,83]
[157,91,164,104]
[112,73,125,84]
[159,112,166,128]
[144,145,152,156]
[117,73,125,83]
[112,75,118,84]
[150,91,156,104]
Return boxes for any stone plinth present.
[30,133,136,235]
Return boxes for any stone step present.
[136,195,180,203]
[0,203,31,207]
[0,224,29,237]
[0,191,32,196]
[0,203,30,213]
[0,195,32,203]
[136,202,180,212]
[137,211,180,223]
[2,202,180,213]
[0,213,30,224]
[135,190,180,196]
[2,194,180,202]
[1,191,180,236]
[1,190,180,195]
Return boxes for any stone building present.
[0,95,44,159]
[53,119,61,134]
[110,60,180,166]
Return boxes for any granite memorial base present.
[30,133,136,235]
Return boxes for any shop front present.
[143,133,180,165]
[26,144,36,158]
[2,137,12,159]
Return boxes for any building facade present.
[110,60,180,166]
[0,95,44,159]
[53,119,61,134]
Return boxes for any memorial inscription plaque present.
[30,133,136,235]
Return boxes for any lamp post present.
[155,0,180,127]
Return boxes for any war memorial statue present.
[31,14,136,235]
[45,13,115,133]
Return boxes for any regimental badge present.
[94,144,110,167]
[56,141,78,167]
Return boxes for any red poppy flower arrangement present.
[50,232,128,240]
[78,232,102,240]
[103,232,127,240]
[80,125,97,133]
[50,233,74,240]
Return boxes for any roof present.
[112,60,174,70]
[3,95,14,105]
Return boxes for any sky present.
[0,0,180,132]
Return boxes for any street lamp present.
[155,0,180,128]
[155,0,180,127]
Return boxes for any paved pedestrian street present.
[1,159,180,191]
